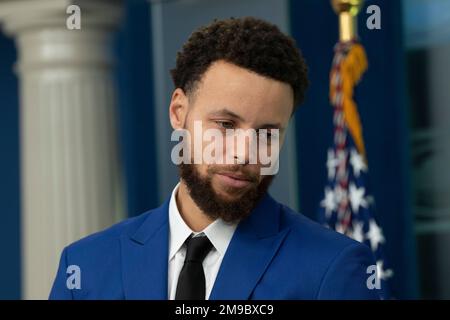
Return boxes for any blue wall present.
[0,34,21,299]
[115,0,159,217]
[290,0,418,298]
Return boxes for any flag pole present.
[331,0,364,42]
[329,0,367,157]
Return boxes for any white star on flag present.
[366,219,385,251]
[351,221,365,243]
[349,183,368,213]
[326,149,339,179]
[320,187,336,218]
[350,149,367,177]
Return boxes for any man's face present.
[170,60,294,222]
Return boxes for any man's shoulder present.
[258,201,378,299]
[64,208,156,257]
[277,203,370,261]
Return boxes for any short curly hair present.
[170,17,309,111]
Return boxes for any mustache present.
[207,165,259,183]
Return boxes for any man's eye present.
[257,129,273,139]
[215,121,234,129]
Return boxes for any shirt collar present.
[168,182,237,261]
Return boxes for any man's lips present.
[215,172,254,188]
[218,172,252,181]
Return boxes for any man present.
[50,17,380,300]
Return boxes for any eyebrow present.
[209,108,245,122]
[209,108,285,131]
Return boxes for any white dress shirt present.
[168,183,238,300]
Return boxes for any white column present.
[0,0,126,299]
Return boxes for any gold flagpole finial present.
[331,0,364,42]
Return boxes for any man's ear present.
[169,88,189,130]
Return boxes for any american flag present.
[318,42,394,299]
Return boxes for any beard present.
[178,163,275,224]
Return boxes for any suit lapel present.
[121,198,170,299]
[119,193,290,300]
[209,194,290,300]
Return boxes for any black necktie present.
[175,235,213,300]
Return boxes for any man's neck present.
[176,181,215,232]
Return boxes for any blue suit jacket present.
[49,193,380,300]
